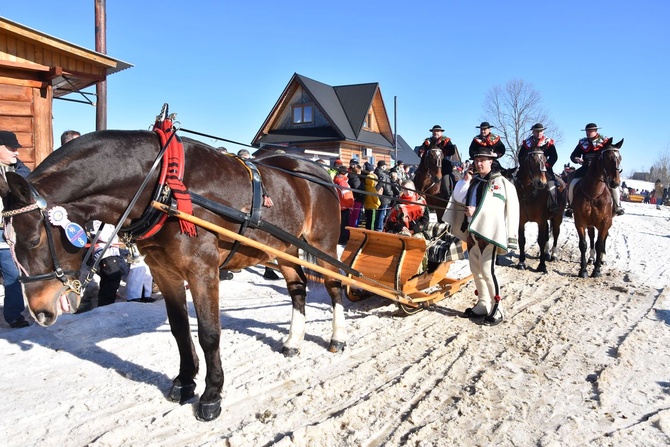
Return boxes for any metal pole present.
[95,0,107,130]
[394,95,398,163]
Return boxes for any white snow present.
[1,201,669,446]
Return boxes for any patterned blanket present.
[424,222,465,263]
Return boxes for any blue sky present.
[4,1,669,175]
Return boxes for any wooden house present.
[0,17,131,169]
[252,73,398,166]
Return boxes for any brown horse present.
[515,150,566,272]
[413,147,453,218]
[0,129,346,421]
[572,138,624,278]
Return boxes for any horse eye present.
[29,237,41,248]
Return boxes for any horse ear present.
[613,138,624,149]
[5,172,33,205]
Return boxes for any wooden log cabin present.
[0,17,131,169]
[251,73,399,166]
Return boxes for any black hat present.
[0,131,22,149]
[337,165,349,173]
[476,122,494,129]
[377,160,386,167]
[582,123,599,131]
[429,125,445,132]
[470,147,498,159]
[396,160,404,165]
[531,123,546,131]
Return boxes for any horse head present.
[518,150,548,190]
[421,147,445,182]
[595,138,624,188]
[0,172,86,326]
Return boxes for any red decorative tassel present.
[263,195,274,208]
[154,119,197,237]
[494,294,501,303]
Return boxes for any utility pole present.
[393,96,398,163]
[95,0,107,130]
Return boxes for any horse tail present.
[300,250,327,287]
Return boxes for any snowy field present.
[1,201,669,447]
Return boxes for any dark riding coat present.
[570,133,608,178]
[469,133,505,172]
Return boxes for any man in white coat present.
[443,146,519,326]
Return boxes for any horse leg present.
[587,227,596,265]
[185,267,224,421]
[149,268,199,405]
[322,268,346,353]
[592,229,609,278]
[536,220,549,273]
[278,260,309,357]
[576,226,589,278]
[549,217,560,261]
[517,222,528,270]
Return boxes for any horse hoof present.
[591,270,602,278]
[578,270,588,278]
[537,265,548,274]
[196,400,222,421]
[328,339,346,353]
[588,258,595,265]
[168,381,196,404]
[550,255,557,262]
[282,346,300,357]
[517,263,527,271]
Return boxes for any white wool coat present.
[442,172,519,254]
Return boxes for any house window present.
[293,104,313,124]
[363,112,372,130]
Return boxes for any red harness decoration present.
[154,118,198,237]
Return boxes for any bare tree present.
[650,145,670,185]
[482,79,562,168]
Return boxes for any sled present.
[340,227,471,314]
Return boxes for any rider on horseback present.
[569,123,624,216]
[419,125,457,176]
[518,123,564,213]
[469,122,506,173]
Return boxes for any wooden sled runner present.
[341,227,472,314]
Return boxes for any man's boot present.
[611,187,624,216]
[548,180,560,213]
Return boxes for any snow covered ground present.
[1,201,669,447]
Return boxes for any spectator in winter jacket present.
[363,170,382,230]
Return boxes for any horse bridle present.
[598,148,622,187]
[2,185,83,295]
[519,150,548,189]
[417,148,446,194]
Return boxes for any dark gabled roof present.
[253,73,394,149]
[334,83,379,137]
[395,134,421,165]
[296,74,355,140]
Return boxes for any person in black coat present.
[0,130,32,328]
[374,160,394,231]
[468,122,506,172]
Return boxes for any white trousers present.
[468,241,499,315]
